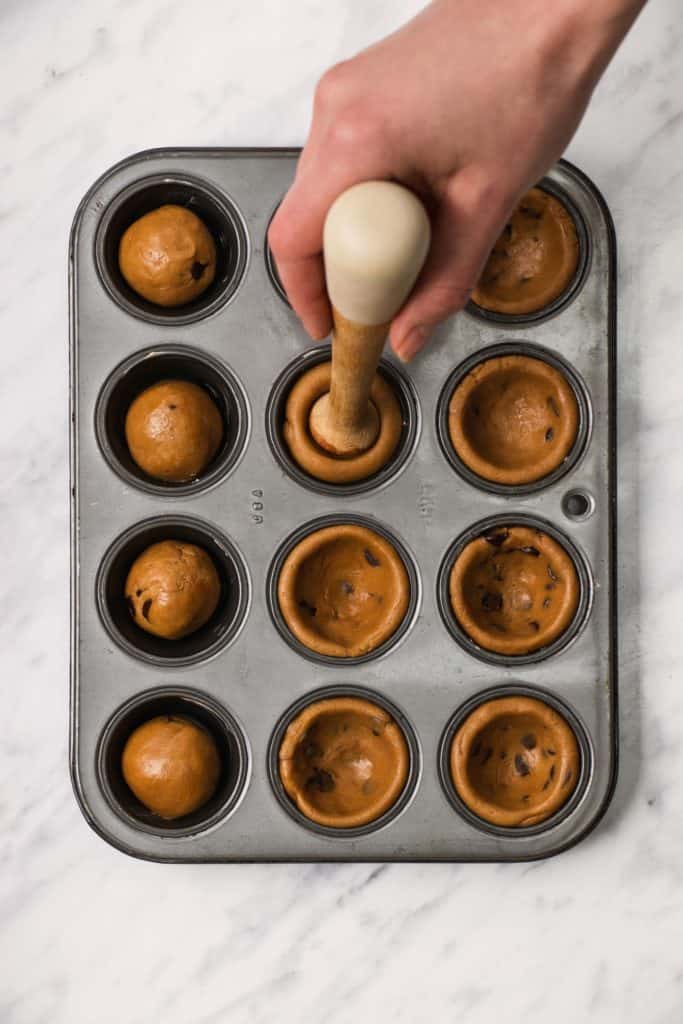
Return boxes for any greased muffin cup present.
[71,151,616,862]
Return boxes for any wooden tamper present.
[309,181,431,457]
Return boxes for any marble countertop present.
[2,1,683,1020]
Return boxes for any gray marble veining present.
[1,0,683,1020]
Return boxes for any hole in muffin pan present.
[97,686,250,837]
[436,512,593,667]
[96,515,250,667]
[266,344,420,497]
[562,489,595,521]
[436,341,592,496]
[267,684,421,839]
[438,683,592,838]
[266,513,420,667]
[95,173,249,325]
[466,178,591,327]
[95,344,249,497]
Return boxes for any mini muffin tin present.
[69,149,617,861]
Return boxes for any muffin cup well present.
[438,684,592,838]
[267,513,420,666]
[466,178,590,327]
[437,513,592,667]
[266,345,420,497]
[268,685,420,839]
[96,515,250,667]
[95,344,249,496]
[436,341,591,496]
[97,687,249,837]
[95,173,249,324]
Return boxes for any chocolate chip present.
[563,770,573,787]
[135,589,142,597]
[521,733,537,750]
[520,205,542,220]
[519,275,533,284]
[545,427,554,442]
[304,742,322,758]
[308,768,334,793]
[543,597,551,608]
[298,599,317,616]
[528,620,540,631]
[341,581,354,595]
[500,750,507,759]
[521,794,530,802]
[514,754,530,776]
[490,622,507,633]
[471,739,482,758]
[191,261,206,280]
[364,549,380,567]
[141,599,152,621]
[481,590,503,612]
[547,396,560,417]
[547,564,559,583]
[549,763,556,778]
[520,546,540,557]
[484,529,509,548]
[504,223,513,239]
[168,404,177,410]
[481,747,493,765]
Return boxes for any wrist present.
[553,0,647,84]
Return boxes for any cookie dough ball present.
[447,354,579,485]
[122,715,221,819]
[279,696,409,828]
[125,540,221,640]
[118,205,216,307]
[125,380,224,483]
[449,525,580,656]
[450,695,580,827]
[277,524,410,658]
[471,188,579,315]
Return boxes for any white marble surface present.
[2,1,683,1020]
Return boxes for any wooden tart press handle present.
[309,181,431,457]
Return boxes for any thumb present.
[390,175,512,361]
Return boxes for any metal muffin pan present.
[69,149,617,861]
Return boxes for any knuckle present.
[327,104,379,152]
[314,61,354,111]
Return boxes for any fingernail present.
[396,325,430,363]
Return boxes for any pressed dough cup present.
[277,524,410,658]
[471,187,579,316]
[449,695,580,827]
[447,354,579,485]
[278,696,409,828]
[121,714,221,820]
[283,361,403,484]
[449,526,580,656]
[125,379,224,483]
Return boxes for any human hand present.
[269,0,645,360]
